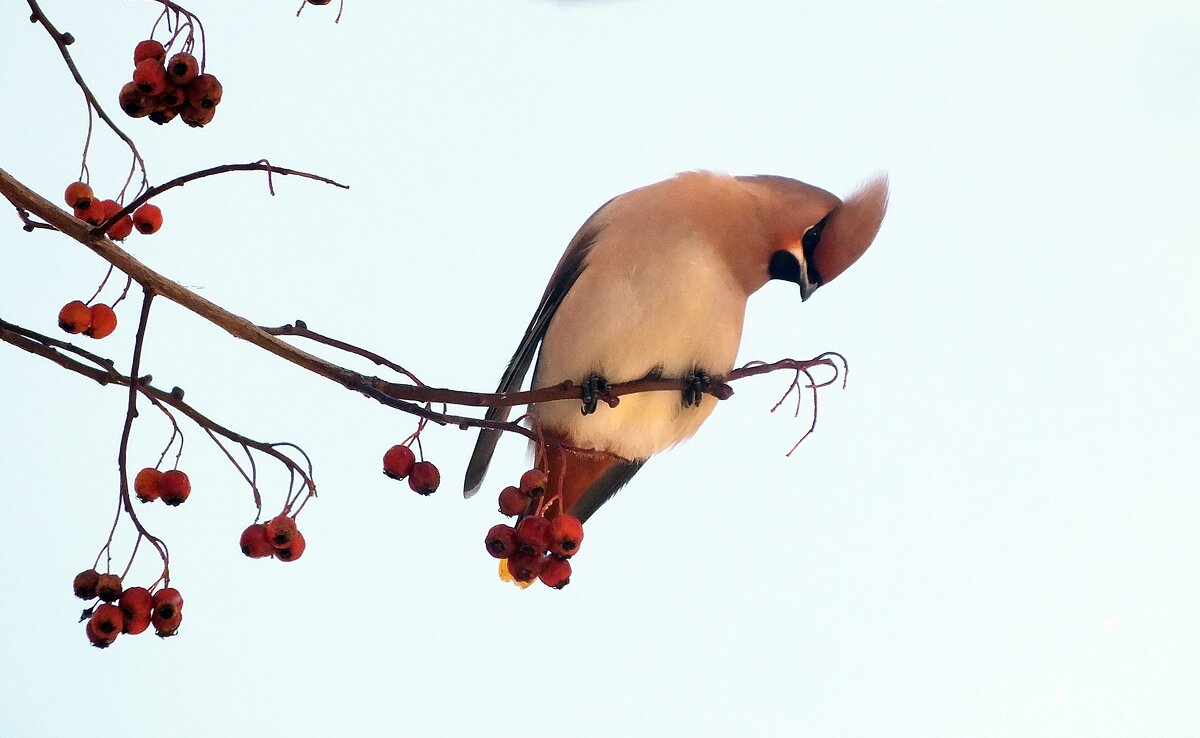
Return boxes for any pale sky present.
[2,1,1198,736]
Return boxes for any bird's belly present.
[530,253,746,460]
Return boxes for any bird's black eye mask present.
[769,216,828,287]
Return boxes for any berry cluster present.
[120,40,222,127]
[382,444,441,495]
[65,181,163,239]
[74,569,183,648]
[485,469,585,589]
[239,514,307,562]
[58,299,118,339]
[133,467,192,506]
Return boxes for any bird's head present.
[743,174,890,300]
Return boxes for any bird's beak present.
[809,174,890,286]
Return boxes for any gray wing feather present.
[570,458,646,523]
[462,214,609,497]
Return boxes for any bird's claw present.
[682,369,712,408]
[580,373,610,416]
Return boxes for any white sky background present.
[2,1,1198,736]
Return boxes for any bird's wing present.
[462,211,610,497]
[569,457,646,523]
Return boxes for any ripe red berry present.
[275,530,306,562]
[152,608,183,637]
[58,300,92,334]
[88,604,124,647]
[547,514,584,558]
[133,39,166,65]
[73,569,100,600]
[179,103,216,128]
[515,515,551,554]
[74,200,105,225]
[239,523,275,558]
[133,467,163,502]
[96,573,123,603]
[408,461,441,495]
[166,52,200,85]
[148,106,179,126]
[84,304,117,339]
[266,515,298,548]
[308,0,333,5]
[159,469,191,505]
[539,556,572,589]
[484,524,519,559]
[497,485,530,517]
[108,214,134,240]
[118,587,154,635]
[186,73,223,109]
[133,59,168,96]
[382,444,415,480]
[132,204,163,234]
[119,81,151,118]
[519,468,549,496]
[505,551,544,583]
[64,181,93,210]
[158,84,186,109]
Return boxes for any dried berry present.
[152,587,184,635]
[73,569,100,600]
[119,81,151,118]
[484,524,518,559]
[266,515,298,548]
[88,604,124,647]
[148,106,179,126]
[519,468,549,496]
[179,103,215,128]
[133,59,168,96]
[165,52,200,86]
[186,73,222,109]
[96,573,123,603]
[133,39,166,65]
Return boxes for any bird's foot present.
[580,373,611,416]
[682,369,712,408]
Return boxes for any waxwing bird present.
[465,171,888,522]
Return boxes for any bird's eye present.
[801,220,825,252]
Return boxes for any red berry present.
[539,556,572,589]
[73,569,100,600]
[149,106,179,126]
[152,587,184,634]
[484,524,518,559]
[186,73,223,109]
[158,83,186,109]
[159,469,191,505]
[133,203,163,234]
[497,485,530,517]
[119,81,151,118]
[408,461,441,495]
[74,200,105,225]
[118,587,153,635]
[515,515,551,554]
[166,52,200,85]
[547,514,584,558]
[382,444,415,480]
[275,530,306,562]
[133,58,168,96]
[133,467,163,502]
[58,300,92,334]
[96,573,122,603]
[179,103,216,128]
[519,468,549,495]
[84,304,117,339]
[239,523,275,558]
[88,604,124,647]
[133,39,166,65]
[266,515,298,548]
[64,181,93,210]
[505,551,544,583]
[152,608,183,637]
[107,215,134,240]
